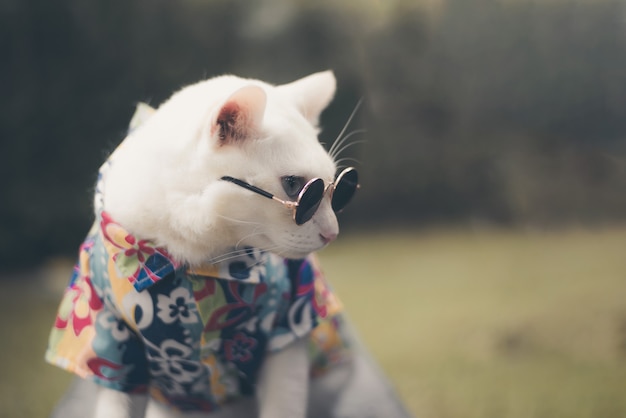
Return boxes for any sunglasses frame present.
[220,167,358,225]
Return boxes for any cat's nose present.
[319,232,337,244]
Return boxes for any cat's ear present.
[278,70,336,125]
[213,85,267,144]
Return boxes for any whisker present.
[328,99,363,157]
[216,214,264,226]
[206,248,251,264]
[208,249,260,265]
[334,157,362,171]
[208,244,285,265]
[330,128,367,160]
[332,139,367,162]
[204,225,289,265]
[234,227,265,249]
[208,233,263,258]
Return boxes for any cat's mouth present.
[319,232,337,245]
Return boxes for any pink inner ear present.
[217,102,240,140]
[212,85,267,145]
[217,102,242,141]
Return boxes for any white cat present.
[103,71,342,266]
[47,71,412,418]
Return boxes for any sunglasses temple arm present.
[220,176,298,210]
[220,176,275,199]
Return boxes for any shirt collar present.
[99,211,265,291]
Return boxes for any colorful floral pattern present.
[101,211,180,291]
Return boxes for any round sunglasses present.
[220,167,359,225]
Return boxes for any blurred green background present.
[2,0,626,417]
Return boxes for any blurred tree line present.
[1,0,626,270]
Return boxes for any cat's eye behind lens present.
[281,175,305,199]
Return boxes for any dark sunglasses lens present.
[332,169,359,212]
[295,179,325,225]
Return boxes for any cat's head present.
[103,71,348,265]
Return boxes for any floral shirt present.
[45,104,349,412]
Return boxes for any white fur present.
[94,388,148,418]
[95,71,339,418]
[256,337,310,418]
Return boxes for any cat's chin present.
[280,251,315,261]
[235,231,327,261]
[269,243,328,261]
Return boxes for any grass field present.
[1,227,626,418]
